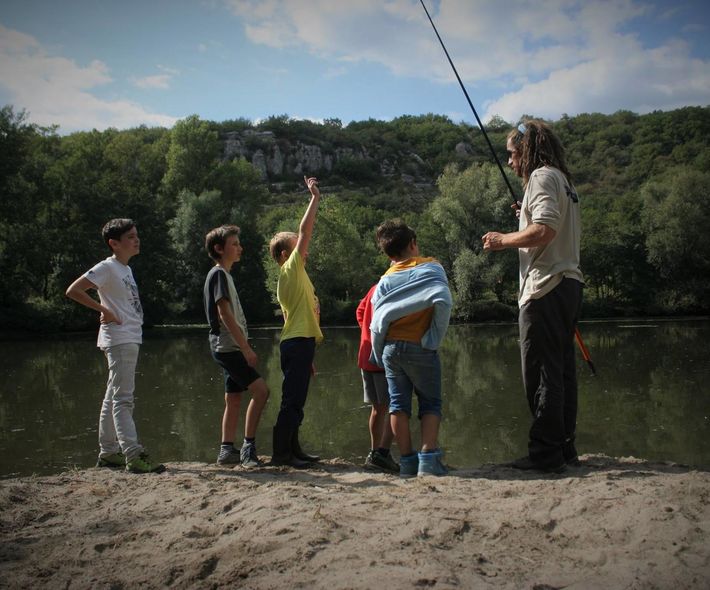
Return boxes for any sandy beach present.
[1,454,708,589]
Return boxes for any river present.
[1,319,708,477]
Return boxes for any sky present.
[1,0,709,133]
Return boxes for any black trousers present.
[276,337,316,430]
[519,278,583,467]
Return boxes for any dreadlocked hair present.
[508,119,572,186]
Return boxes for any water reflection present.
[1,320,708,477]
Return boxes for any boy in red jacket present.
[356,284,398,473]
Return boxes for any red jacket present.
[356,284,383,372]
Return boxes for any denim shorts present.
[381,340,442,418]
[212,350,261,393]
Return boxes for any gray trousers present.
[519,278,583,467]
[99,343,143,460]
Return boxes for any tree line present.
[1,104,708,333]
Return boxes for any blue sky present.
[1,0,709,133]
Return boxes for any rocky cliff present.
[221,129,458,187]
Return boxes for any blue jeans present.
[382,341,442,419]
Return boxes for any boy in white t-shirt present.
[66,218,165,474]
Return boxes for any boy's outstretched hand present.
[304,176,320,198]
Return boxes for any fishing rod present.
[417,0,517,203]
[418,0,597,376]
[575,327,597,376]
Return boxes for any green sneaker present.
[97,452,125,468]
[126,453,166,474]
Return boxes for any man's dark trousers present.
[519,278,583,467]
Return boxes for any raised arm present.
[295,176,321,260]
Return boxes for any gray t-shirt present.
[203,266,248,353]
[518,166,584,305]
[84,256,143,349]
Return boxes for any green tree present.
[641,166,710,311]
[100,127,171,323]
[161,115,219,200]
[426,162,519,319]
[0,106,55,325]
[168,159,271,321]
[579,189,656,315]
[3,103,710,332]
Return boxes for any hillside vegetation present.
[1,105,709,331]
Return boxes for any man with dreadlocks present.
[482,119,584,473]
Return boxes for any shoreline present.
[1,454,708,589]
[1,315,708,342]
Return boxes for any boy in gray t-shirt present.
[66,218,165,474]
[203,225,269,467]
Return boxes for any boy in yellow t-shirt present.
[268,176,323,467]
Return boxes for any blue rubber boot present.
[399,453,419,478]
[417,449,448,477]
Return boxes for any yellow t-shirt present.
[384,257,435,343]
[277,250,323,343]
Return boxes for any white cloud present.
[132,74,171,89]
[225,0,441,74]
[484,37,710,122]
[131,65,180,89]
[224,0,710,121]
[0,23,178,132]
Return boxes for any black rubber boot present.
[292,428,320,462]
[271,425,309,468]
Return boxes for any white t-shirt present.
[518,166,584,305]
[84,256,143,349]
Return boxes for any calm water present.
[1,320,709,477]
